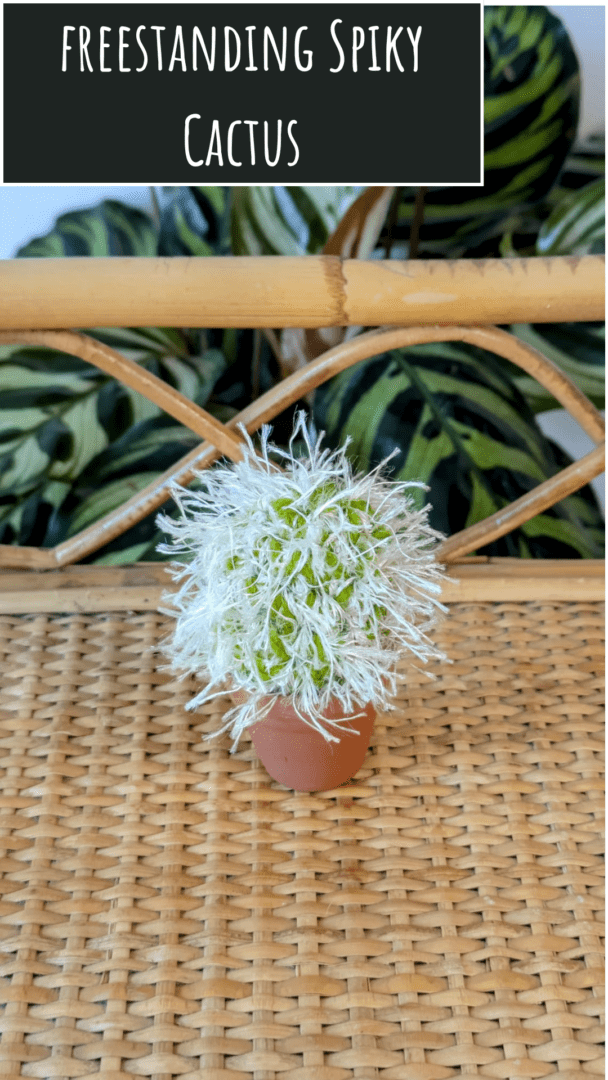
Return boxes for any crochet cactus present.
[157,412,448,750]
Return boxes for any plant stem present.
[149,187,161,229]
[409,187,427,259]
[382,188,403,259]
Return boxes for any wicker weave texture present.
[0,599,603,1079]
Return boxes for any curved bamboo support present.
[0,330,246,463]
[0,324,603,568]
[438,444,605,563]
[240,324,606,445]
[0,254,603,329]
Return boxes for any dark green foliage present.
[17,200,158,259]
[536,178,604,255]
[36,418,74,462]
[0,327,230,560]
[157,187,232,256]
[313,343,604,558]
[231,186,357,255]
[503,176,605,410]
[384,6,581,259]
[507,321,605,413]
[558,133,605,192]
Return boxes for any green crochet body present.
[226,485,390,689]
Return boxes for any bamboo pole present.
[0,560,603,613]
[0,254,603,329]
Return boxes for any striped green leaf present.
[387,6,580,258]
[154,185,361,258]
[313,342,604,559]
[0,195,232,558]
[508,322,604,414]
[231,186,360,255]
[17,200,158,258]
[0,359,156,540]
[0,336,226,553]
[0,411,201,555]
[64,416,203,563]
[503,179,605,411]
[156,187,232,256]
[553,134,605,196]
[536,178,604,255]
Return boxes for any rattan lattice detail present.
[0,324,604,569]
[0,598,603,1078]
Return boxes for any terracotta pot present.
[248,697,376,792]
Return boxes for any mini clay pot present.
[248,697,376,792]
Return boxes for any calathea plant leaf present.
[496,135,605,256]
[156,186,232,256]
[0,350,176,546]
[0,340,227,553]
[507,321,605,415]
[0,196,231,554]
[17,199,159,258]
[502,178,605,412]
[536,177,605,256]
[312,342,604,559]
[384,5,581,258]
[52,415,204,564]
[230,185,360,256]
[551,133,605,196]
[14,198,198,382]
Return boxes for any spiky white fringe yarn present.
[156,412,449,752]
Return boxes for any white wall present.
[550,6,605,137]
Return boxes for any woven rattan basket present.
[0,255,603,1079]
